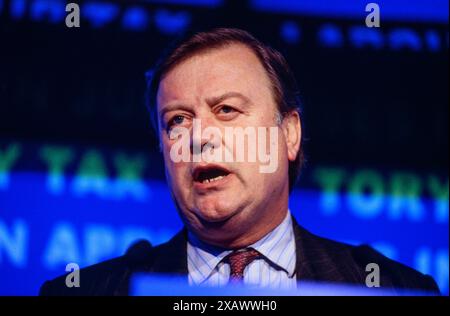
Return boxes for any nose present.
[190,115,222,160]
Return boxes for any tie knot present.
[225,248,260,282]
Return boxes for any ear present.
[281,111,301,162]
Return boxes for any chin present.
[194,203,236,223]
[194,218,249,249]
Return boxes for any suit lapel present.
[292,220,316,281]
[149,228,189,276]
[292,216,365,285]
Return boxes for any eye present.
[216,105,240,121]
[169,115,185,126]
[165,114,188,134]
[219,105,235,114]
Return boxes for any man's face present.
[156,43,300,248]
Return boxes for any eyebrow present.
[159,91,251,121]
[205,91,251,106]
[159,103,193,120]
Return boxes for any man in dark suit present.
[40,28,440,296]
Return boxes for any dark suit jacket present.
[39,217,440,295]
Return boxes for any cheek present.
[277,132,290,172]
[278,129,288,154]
[161,144,187,182]
[259,129,289,183]
[166,161,188,184]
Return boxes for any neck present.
[224,208,289,249]
[192,202,289,250]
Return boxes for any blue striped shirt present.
[187,211,297,289]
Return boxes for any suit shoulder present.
[39,255,130,296]
[350,244,440,293]
[39,240,165,296]
[295,225,439,293]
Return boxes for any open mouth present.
[193,165,231,184]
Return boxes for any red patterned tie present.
[225,248,260,283]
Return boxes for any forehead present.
[157,43,274,108]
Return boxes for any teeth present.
[202,175,224,184]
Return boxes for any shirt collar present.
[187,210,296,284]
